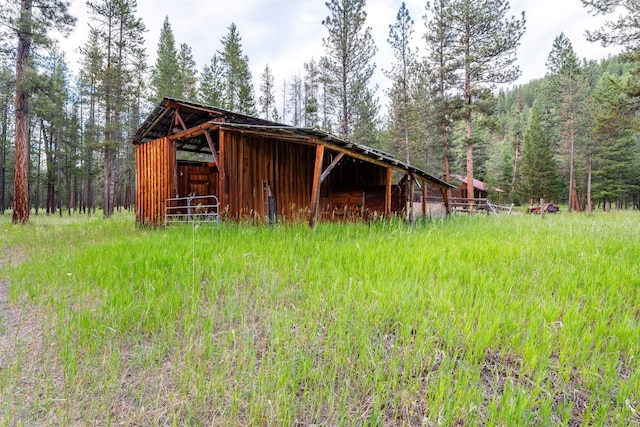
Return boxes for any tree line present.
[0,0,638,223]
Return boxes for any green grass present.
[0,211,638,425]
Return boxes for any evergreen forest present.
[1,0,639,222]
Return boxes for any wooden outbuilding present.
[131,98,454,226]
[449,174,504,200]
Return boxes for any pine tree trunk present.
[465,107,474,208]
[42,123,55,214]
[103,144,115,217]
[12,0,33,223]
[511,145,519,195]
[567,104,575,212]
[34,126,41,214]
[103,64,115,217]
[463,30,474,209]
[341,70,348,137]
[1,94,8,214]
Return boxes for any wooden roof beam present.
[169,121,220,141]
[173,107,187,131]
[320,152,345,183]
[134,108,170,143]
[204,130,219,168]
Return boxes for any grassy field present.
[0,211,638,426]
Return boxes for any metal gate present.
[164,195,220,226]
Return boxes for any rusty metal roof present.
[132,97,454,189]
[450,174,504,192]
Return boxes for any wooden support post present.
[219,129,226,212]
[441,187,451,216]
[204,130,219,168]
[309,144,325,228]
[169,138,177,198]
[385,168,392,217]
[409,172,415,225]
[422,179,427,217]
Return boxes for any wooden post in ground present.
[422,179,427,217]
[309,144,325,228]
[408,172,415,225]
[385,168,392,218]
[218,129,226,213]
[440,187,450,216]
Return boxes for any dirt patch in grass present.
[0,246,31,342]
[0,248,64,423]
[480,348,524,398]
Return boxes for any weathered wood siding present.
[135,137,176,225]
[177,162,219,198]
[220,130,394,222]
[222,131,316,221]
[324,157,390,218]
[136,130,408,225]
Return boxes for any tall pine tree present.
[321,0,377,140]
[302,59,320,128]
[150,16,179,104]
[582,0,640,111]
[423,0,460,182]
[287,75,303,126]
[177,43,197,101]
[78,31,104,214]
[258,64,278,121]
[546,33,584,212]
[519,99,560,204]
[591,71,637,211]
[218,23,255,115]
[0,65,13,214]
[387,2,415,165]
[199,54,225,107]
[87,0,146,218]
[1,0,75,223]
[449,0,525,204]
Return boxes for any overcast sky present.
[64,0,620,108]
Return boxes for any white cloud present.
[62,0,621,107]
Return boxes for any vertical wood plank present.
[154,141,158,222]
[162,137,168,223]
[159,138,164,224]
[142,143,148,223]
[143,143,149,223]
[151,140,157,224]
[135,144,140,223]
[148,142,153,223]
